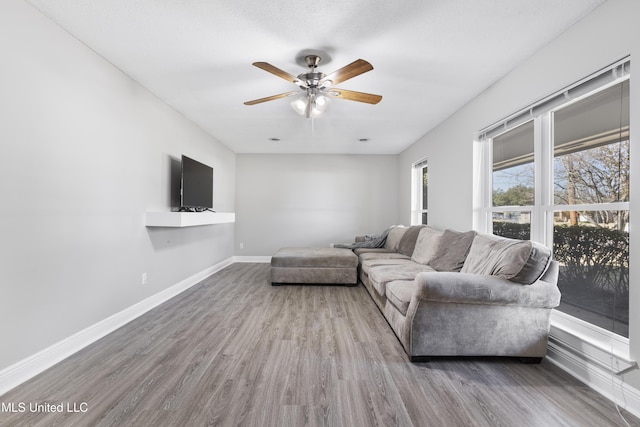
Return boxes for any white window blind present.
[479,58,630,141]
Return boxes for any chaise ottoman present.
[271,247,358,286]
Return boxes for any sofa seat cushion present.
[353,247,396,256]
[359,252,411,262]
[369,264,435,296]
[271,247,358,268]
[385,280,415,316]
[360,258,414,275]
[461,233,552,285]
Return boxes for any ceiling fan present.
[244,55,382,118]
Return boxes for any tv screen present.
[181,155,213,211]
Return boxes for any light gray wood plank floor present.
[1,263,638,426]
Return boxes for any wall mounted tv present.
[180,155,213,212]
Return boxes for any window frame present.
[483,118,540,241]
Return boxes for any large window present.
[477,59,630,337]
[552,80,630,336]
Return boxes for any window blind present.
[479,57,630,141]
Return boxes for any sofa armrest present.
[414,271,561,309]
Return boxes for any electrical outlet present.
[329,243,335,248]
[142,273,148,285]
[239,242,244,249]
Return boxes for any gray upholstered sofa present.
[352,225,561,362]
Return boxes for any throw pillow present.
[461,233,552,285]
[384,226,408,251]
[397,225,426,257]
[411,226,445,264]
[428,229,476,272]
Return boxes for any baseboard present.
[0,257,234,397]
[233,255,271,263]
[547,339,640,420]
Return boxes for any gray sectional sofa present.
[352,225,561,362]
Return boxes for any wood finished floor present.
[1,263,638,427]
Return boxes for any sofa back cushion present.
[411,226,444,264]
[384,226,408,251]
[397,225,426,257]
[461,233,552,285]
[429,229,476,272]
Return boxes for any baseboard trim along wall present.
[547,336,640,420]
[233,256,271,263]
[0,257,235,397]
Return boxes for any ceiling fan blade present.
[327,88,382,104]
[252,62,304,86]
[244,91,299,105]
[320,59,373,86]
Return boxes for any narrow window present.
[492,121,534,240]
[412,159,428,225]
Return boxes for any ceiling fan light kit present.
[290,92,329,118]
[244,54,382,119]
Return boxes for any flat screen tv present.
[180,155,213,211]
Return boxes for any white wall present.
[0,0,235,371]
[399,0,640,389]
[235,154,398,255]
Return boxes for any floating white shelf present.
[145,211,235,227]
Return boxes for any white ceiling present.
[25,0,606,155]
